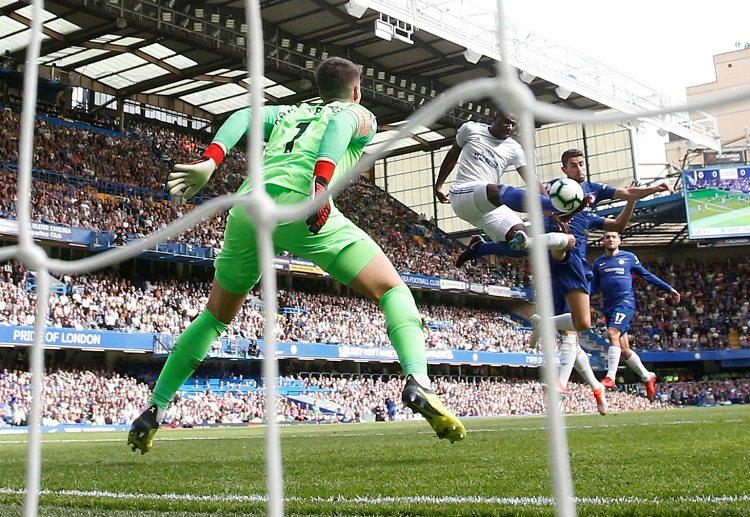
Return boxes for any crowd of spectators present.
[9,368,733,428]
[0,109,527,287]
[592,256,750,352]
[0,262,531,353]
[5,250,750,354]
[655,379,750,406]
[3,109,749,353]
[304,376,668,420]
[0,171,228,248]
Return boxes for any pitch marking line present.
[0,488,748,506]
[0,417,742,445]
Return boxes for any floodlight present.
[346,0,368,18]
[374,19,393,41]
[555,86,571,100]
[463,49,482,64]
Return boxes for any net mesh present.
[8,1,750,516]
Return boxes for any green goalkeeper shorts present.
[214,184,382,294]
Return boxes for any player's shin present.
[534,232,572,251]
[625,351,652,382]
[498,185,557,212]
[379,285,430,388]
[558,332,577,388]
[607,345,622,380]
[551,313,577,332]
[149,309,229,410]
[574,345,601,389]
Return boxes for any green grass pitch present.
[0,407,749,516]
[687,188,750,231]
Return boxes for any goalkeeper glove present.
[306,160,335,234]
[166,143,225,202]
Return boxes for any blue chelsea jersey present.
[545,180,616,257]
[591,250,673,313]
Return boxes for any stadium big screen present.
[683,166,750,239]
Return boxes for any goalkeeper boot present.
[644,373,657,401]
[592,385,608,416]
[456,235,485,267]
[128,404,162,455]
[402,375,465,443]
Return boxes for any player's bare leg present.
[349,252,465,442]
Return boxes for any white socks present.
[575,346,601,389]
[533,232,571,251]
[625,352,651,382]
[412,374,432,391]
[606,346,622,379]
[552,313,577,332]
[144,404,165,423]
[557,332,577,387]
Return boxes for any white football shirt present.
[451,121,527,188]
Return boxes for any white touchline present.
[0,488,748,506]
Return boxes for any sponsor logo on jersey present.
[473,148,499,169]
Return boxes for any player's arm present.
[590,264,601,295]
[601,198,636,232]
[632,259,681,303]
[434,143,462,203]
[613,180,672,201]
[306,106,376,234]
[166,106,280,201]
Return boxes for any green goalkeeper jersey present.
[211,101,377,195]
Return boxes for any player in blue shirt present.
[455,149,671,413]
[533,150,671,413]
[591,231,680,399]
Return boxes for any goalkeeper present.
[128,57,465,454]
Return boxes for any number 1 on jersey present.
[284,122,311,153]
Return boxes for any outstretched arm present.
[632,260,681,303]
[602,198,637,232]
[590,266,601,295]
[166,106,279,201]
[434,143,462,203]
[613,181,672,201]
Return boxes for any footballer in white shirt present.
[434,110,573,264]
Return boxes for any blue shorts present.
[550,248,591,316]
[604,301,635,333]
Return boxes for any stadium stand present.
[0,261,532,353]
[591,256,750,352]
[12,367,745,428]
[0,108,527,288]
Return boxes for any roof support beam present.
[0,2,25,16]
[10,20,117,62]
[100,1,484,126]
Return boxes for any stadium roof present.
[2,0,719,155]
[0,0,721,246]
[592,193,691,249]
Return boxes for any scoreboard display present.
[683,166,750,239]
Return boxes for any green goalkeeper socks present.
[379,285,428,378]
[150,309,228,410]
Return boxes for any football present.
[546,178,585,213]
